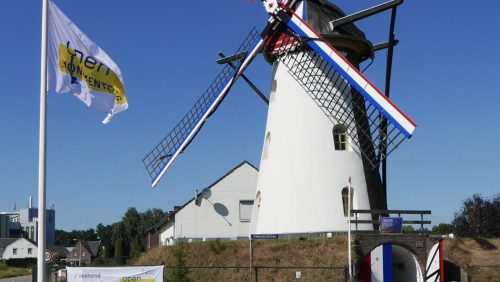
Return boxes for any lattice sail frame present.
[278,48,405,168]
[142,28,261,184]
[264,3,416,169]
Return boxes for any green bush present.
[167,243,189,282]
[6,258,37,268]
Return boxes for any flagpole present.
[347,177,352,281]
[38,0,49,281]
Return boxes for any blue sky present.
[1,0,499,231]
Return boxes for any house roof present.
[0,238,17,249]
[0,238,18,257]
[148,160,258,233]
[47,245,70,257]
[0,238,37,257]
[83,241,101,257]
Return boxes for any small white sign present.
[296,271,301,279]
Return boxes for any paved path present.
[0,275,32,282]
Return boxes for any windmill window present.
[263,132,271,159]
[270,79,277,103]
[333,125,349,151]
[255,191,262,207]
[341,187,354,217]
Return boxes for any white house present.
[0,238,38,260]
[156,161,258,246]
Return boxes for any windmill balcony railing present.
[350,209,431,232]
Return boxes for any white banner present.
[66,266,163,282]
[47,0,128,124]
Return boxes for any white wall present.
[250,51,373,235]
[171,162,258,240]
[1,238,37,260]
[159,221,174,246]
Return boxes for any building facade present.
[154,161,258,247]
[68,240,101,266]
[0,198,56,245]
[0,238,38,260]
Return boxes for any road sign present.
[251,234,278,239]
[45,249,53,263]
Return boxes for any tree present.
[96,223,114,258]
[452,194,500,237]
[112,222,128,259]
[432,223,454,235]
[55,228,97,246]
[56,207,167,261]
[123,207,143,257]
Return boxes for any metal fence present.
[163,265,348,282]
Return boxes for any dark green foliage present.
[114,239,126,265]
[432,223,454,235]
[55,207,168,262]
[453,194,500,238]
[96,223,114,258]
[402,225,415,233]
[55,228,98,246]
[6,258,37,268]
[168,243,189,282]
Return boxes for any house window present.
[341,187,354,217]
[73,252,77,257]
[28,248,32,255]
[30,226,34,240]
[82,251,86,257]
[333,125,349,151]
[239,200,254,222]
[13,248,17,255]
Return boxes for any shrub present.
[6,258,37,268]
[167,243,189,282]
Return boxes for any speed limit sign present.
[45,250,53,263]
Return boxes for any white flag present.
[47,1,128,124]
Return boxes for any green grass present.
[0,261,31,279]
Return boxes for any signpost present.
[250,234,279,240]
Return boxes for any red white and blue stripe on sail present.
[272,2,416,137]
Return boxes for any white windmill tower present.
[143,0,415,234]
[250,0,403,234]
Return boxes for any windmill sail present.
[143,28,263,187]
[263,1,416,168]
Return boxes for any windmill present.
[143,0,415,234]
